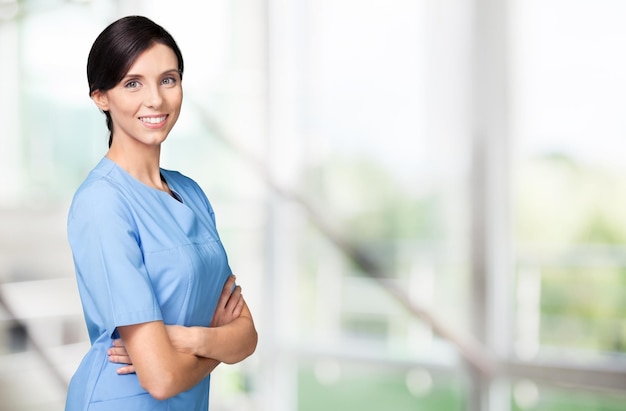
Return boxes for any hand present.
[108,338,136,375]
[211,274,244,328]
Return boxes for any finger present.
[108,354,132,364]
[224,285,242,312]
[217,275,236,309]
[116,365,136,375]
[232,294,245,318]
[112,338,125,347]
[107,346,129,356]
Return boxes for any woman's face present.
[91,43,183,150]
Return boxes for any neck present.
[106,142,164,190]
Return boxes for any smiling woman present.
[86,15,184,149]
[65,15,257,411]
[90,43,183,182]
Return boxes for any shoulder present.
[67,170,139,247]
[68,161,133,223]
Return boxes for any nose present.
[144,84,163,108]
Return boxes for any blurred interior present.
[1,0,626,410]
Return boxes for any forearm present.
[171,303,257,364]
[195,315,257,364]
[117,322,218,400]
[161,350,215,391]
[166,351,221,381]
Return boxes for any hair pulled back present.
[87,16,184,147]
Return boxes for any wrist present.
[191,326,204,356]
[196,326,217,358]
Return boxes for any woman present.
[66,15,257,410]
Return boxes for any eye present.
[124,80,141,89]
[161,76,178,86]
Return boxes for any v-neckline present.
[160,172,183,203]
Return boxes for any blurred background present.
[1,0,626,410]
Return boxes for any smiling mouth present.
[139,115,167,124]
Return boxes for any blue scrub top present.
[65,157,232,411]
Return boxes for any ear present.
[91,89,109,111]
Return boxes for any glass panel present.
[291,0,472,361]
[511,0,626,358]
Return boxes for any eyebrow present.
[122,68,181,80]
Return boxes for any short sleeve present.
[68,180,162,341]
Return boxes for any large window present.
[1,1,625,410]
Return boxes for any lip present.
[138,114,168,128]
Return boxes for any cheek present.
[173,90,183,109]
[109,99,140,118]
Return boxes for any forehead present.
[126,43,179,75]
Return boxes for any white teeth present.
[140,116,166,124]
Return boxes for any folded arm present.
[109,275,257,386]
